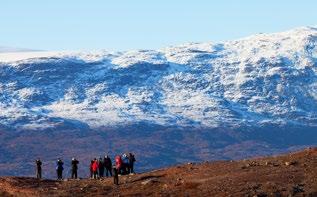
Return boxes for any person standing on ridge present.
[113,165,119,185]
[35,158,42,179]
[56,158,64,180]
[71,158,79,179]
[122,153,129,175]
[115,155,123,175]
[92,158,99,179]
[128,153,136,174]
[98,157,105,178]
[104,155,112,177]
[89,160,94,179]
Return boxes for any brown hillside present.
[0,147,316,197]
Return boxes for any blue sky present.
[1,0,317,51]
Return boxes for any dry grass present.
[0,147,316,196]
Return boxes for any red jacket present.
[92,161,99,172]
[115,155,122,169]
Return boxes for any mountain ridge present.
[0,27,316,178]
[0,26,317,131]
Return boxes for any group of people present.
[89,155,113,179]
[35,153,136,185]
[115,153,136,175]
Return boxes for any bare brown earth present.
[0,147,316,197]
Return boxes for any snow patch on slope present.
[0,26,317,130]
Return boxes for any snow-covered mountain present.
[1,27,317,131]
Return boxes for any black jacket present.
[71,160,79,170]
[36,160,42,169]
[129,154,136,164]
[104,157,112,168]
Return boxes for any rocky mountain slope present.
[0,148,316,197]
[0,27,316,177]
[0,27,317,131]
